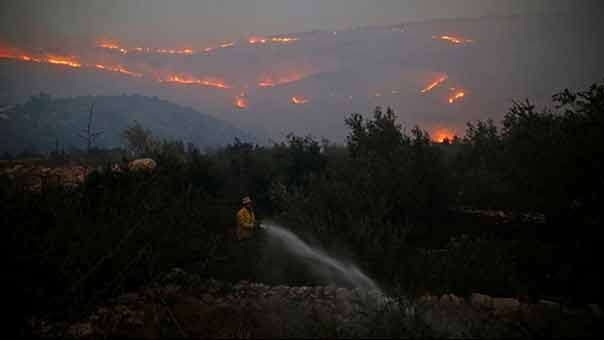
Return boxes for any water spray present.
[260,221,380,292]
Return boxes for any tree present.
[78,104,104,153]
[121,121,155,156]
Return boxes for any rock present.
[128,158,157,172]
[202,293,215,304]
[471,293,493,310]
[115,292,139,304]
[323,285,336,296]
[492,297,520,317]
[537,299,560,311]
[36,269,602,338]
[67,322,97,338]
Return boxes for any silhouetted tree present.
[121,121,155,156]
[78,104,103,153]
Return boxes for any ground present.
[31,268,602,339]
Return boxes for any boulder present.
[128,158,157,172]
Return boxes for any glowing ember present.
[433,35,473,45]
[45,55,82,68]
[258,80,276,87]
[163,74,230,89]
[248,37,268,44]
[20,55,42,63]
[271,37,298,43]
[97,42,128,53]
[258,74,303,87]
[249,36,297,44]
[448,90,466,104]
[421,75,448,93]
[432,128,456,143]
[291,96,309,105]
[203,42,235,52]
[98,40,197,55]
[156,48,194,55]
[95,64,142,77]
[235,94,248,109]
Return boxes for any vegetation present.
[2,81,603,335]
[0,93,251,155]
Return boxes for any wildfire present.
[156,48,194,55]
[97,42,128,53]
[258,80,275,87]
[1,48,82,69]
[248,37,268,44]
[204,42,235,53]
[249,36,298,44]
[235,94,248,109]
[448,90,466,104]
[433,35,473,45]
[163,74,230,89]
[19,55,42,62]
[432,128,456,143]
[271,37,298,43]
[46,56,81,68]
[95,64,142,77]
[2,46,147,77]
[421,75,448,93]
[98,40,196,55]
[258,74,303,87]
[291,96,309,105]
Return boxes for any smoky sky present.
[1,0,598,47]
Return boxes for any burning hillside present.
[0,26,475,143]
[3,14,599,144]
[421,75,448,93]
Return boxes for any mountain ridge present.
[0,93,254,154]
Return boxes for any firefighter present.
[236,196,256,240]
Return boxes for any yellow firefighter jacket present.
[236,207,255,240]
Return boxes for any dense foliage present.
[2,82,603,334]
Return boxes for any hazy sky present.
[1,0,595,47]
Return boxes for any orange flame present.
[97,42,128,53]
[421,75,448,93]
[431,128,456,143]
[19,55,42,63]
[95,64,142,77]
[249,36,297,44]
[258,73,303,87]
[235,94,248,109]
[204,42,235,53]
[46,57,81,68]
[448,90,466,104]
[291,96,309,105]
[98,40,196,55]
[271,37,298,43]
[156,48,194,55]
[433,35,473,45]
[163,74,230,89]
[248,37,268,44]
[258,80,276,87]
[0,48,42,63]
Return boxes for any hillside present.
[1,13,603,142]
[0,93,253,154]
